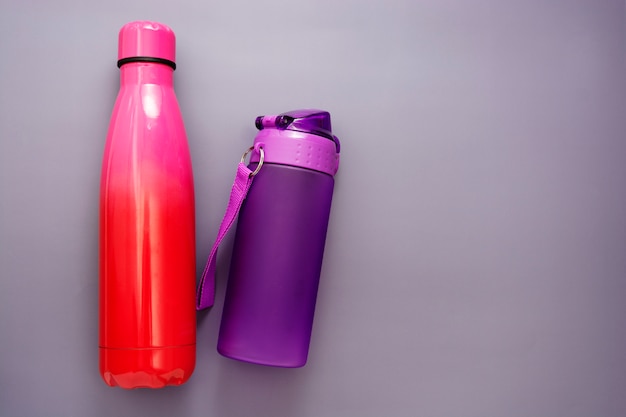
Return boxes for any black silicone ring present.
[117,56,176,70]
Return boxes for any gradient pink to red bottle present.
[99,21,196,388]
[217,109,340,367]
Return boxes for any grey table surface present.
[1,1,626,416]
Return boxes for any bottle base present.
[99,345,195,389]
[217,344,306,368]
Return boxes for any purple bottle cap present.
[255,109,340,153]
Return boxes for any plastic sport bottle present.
[99,21,196,388]
[216,109,341,367]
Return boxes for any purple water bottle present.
[216,109,340,367]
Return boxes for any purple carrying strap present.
[196,145,264,310]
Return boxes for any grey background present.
[1,0,625,416]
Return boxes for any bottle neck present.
[120,62,174,86]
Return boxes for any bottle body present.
[217,163,334,367]
[99,63,196,388]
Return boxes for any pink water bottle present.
[99,21,196,389]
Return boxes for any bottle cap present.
[251,109,341,175]
[117,21,176,70]
[255,109,340,152]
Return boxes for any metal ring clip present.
[240,145,265,177]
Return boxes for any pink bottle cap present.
[117,21,176,70]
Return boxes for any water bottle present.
[217,109,341,367]
[99,21,196,388]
